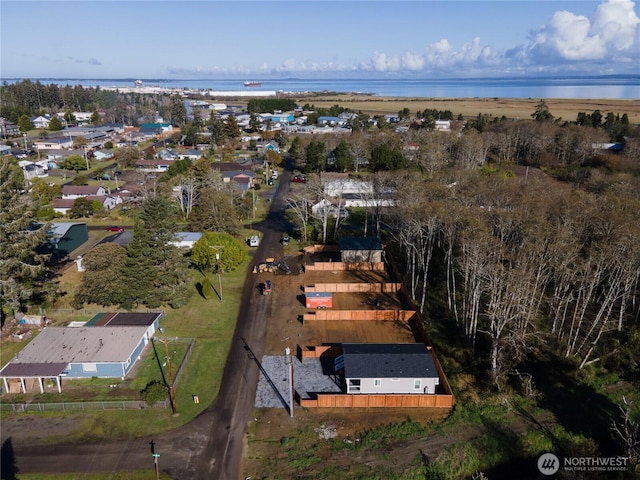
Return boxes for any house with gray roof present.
[339,236,383,262]
[0,312,162,394]
[338,343,440,394]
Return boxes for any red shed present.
[305,292,333,309]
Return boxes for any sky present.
[1,0,639,79]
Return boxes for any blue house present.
[0,312,163,394]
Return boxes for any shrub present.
[140,380,168,406]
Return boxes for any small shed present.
[339,236,383,263]
[305,292,333,309]
[338,343,440,395]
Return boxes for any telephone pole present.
[157,338,177,414]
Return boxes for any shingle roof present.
[0,362,67,378]
[339,236,382,251]
[341,343,438,379]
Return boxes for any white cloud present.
[167,0,638,76]
[592,0,640,49]
[526,0,639,62]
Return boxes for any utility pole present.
[157,338,177,414]
[208,245,224,301]
[285,346,294,417]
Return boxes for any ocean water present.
[4,75,639,99]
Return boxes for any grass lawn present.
[1,251,252,439]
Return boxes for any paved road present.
[10,171,293,480]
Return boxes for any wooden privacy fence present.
[300,394,453,408]
[301,345,336,359]
[303,244,340,254]
[303,309,415,322]
[305,262,385,272]
[304,283,402,293]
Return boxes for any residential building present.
[0,312,163,393]
[339,343,440,395]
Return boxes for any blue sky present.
[1,0,639,79]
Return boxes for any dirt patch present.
[245,250,457,477]
[259,252,413,354]
[1,414,88,444]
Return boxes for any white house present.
[93,150,114,161]
[339,343,440,395]
[34,137,74,150]
[170,232,203,249]
[135,159,173,172]
[311,199,348,219]
[435,120,451,131]
[61,185,106,199]
[19,162,47,181]
[31,115,51,129]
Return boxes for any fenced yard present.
[0,399,167,413]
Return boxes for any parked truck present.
[305,292,333,309]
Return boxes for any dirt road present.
[7,171,293,479]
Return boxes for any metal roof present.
[341,343,438,379]
[6,326,148,364]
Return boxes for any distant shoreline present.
[292,93,640,124]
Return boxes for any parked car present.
[107,226,124,233]
[292,175,306,183]
[248,235,260,247]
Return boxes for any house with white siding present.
[338,343,440,395]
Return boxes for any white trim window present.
[414,379,421,390]
[374,379,381,387]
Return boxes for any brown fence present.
[300,345,338,359]
[303,244,340,254]
[304,283,401,293]
[300,394,453,408]
[303,310,416,322]
[305,262,385,272]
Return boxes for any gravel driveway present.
[255,355,342,408]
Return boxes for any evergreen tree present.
[305,140,326,173]
[288,136,303,169]
[18,114,32,133]
[170,95,187,127]
[48,116,63,131]
[333,140,352,172]
[224,115,240,138]
[531,100,554,122]
[120,197,191,309]
[0,159,51,316]
[73,243,127,308]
